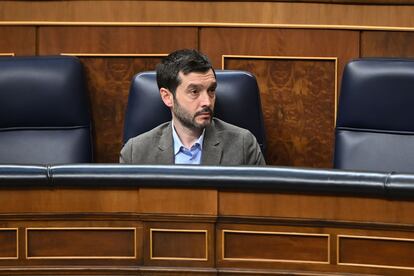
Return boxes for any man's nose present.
[199,91,213,106]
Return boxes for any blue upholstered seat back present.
[334,58,414,172]
[123,70,266,153]
[0,56,92,164]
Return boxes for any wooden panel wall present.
[0,27,35,56]
[1,1,414,167]
[2,185,414,275]
[2,1,414,28]
[79,56,162,162]
[223,58,336,167]
[200,28,359,166]
[3,25,414,166]
[37,26,198,162]
[361,31,414,57]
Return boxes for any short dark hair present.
[156,49,215,95]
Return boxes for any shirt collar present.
[172,121,205,155]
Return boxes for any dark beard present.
[173,99,213,131]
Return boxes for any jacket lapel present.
[157,122,174,165]
[201,120,223,165]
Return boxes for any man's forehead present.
[178,70,216,85]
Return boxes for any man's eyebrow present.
[186,83,202,90]
[209,82,217,90]
[185,81,217,90]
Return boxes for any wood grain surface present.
[224,58,335,167]
[2,1,414,29]
[0,27,35,55]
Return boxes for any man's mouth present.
[198,112,211,116]
[195,108,213,118]
[196,112,212,121]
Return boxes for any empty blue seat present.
[0,56,93,164]
[334,58,414,172]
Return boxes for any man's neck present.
[172,119,203,149]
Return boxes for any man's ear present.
[160,88,173,108]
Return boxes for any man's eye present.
[208,90,216,97]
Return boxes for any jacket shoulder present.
[120,121,171,164]
[212,118,251,135]
[127,121,170,145]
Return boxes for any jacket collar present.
[158,119,223,165]
[201,119,223,165]
[157,122,174,164]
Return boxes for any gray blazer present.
[120,118,265,165]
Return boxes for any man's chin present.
[197,115,212,123]
[194,118,212,129]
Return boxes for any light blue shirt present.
[172,123,205,165]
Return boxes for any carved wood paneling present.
[5,24,413,168]
[224,57,336,167]
[80,56,162,162]
[37,26,197,162]
[201,28,358,167]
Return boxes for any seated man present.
[120,49,265,165]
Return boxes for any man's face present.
[171,69,217,131]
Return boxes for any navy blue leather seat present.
[334,58,414,172]
[123,70,266,153]
[0,56,92,164]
